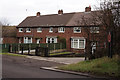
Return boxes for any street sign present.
[108,32,111,42]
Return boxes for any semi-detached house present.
[17,7,106,53]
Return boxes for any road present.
[2,55,90,78]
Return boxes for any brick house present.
[2,26,18,44]
[17,7,106,53]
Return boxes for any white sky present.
[0,0,100,25]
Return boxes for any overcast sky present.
[0,0,100,25]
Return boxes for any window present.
[46,37,57,43]
[71,38,85,49]
[90,27,99,33]
[91,41,97,54]
[37,28,42,32]
[36,39,40,44]
[26,28,31,32]
[19,28,23,32]
[49,27,53,32]
[58,27,65,33]
[19,38,22,43]
[24,37,32,43]
[73,27,81,33]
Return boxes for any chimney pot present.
[85,6,91,12]
[36,12,40,17]
[58,9,63,15]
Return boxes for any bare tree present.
[95,0,120,55]
[0,17,10,26]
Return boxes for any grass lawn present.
[50,52,72,56]
[0,53,26,57]
[58,55,120,77]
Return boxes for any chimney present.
[85,6,91,12]
[36,12,40,17]
[58,9,63,15]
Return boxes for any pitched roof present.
[17,13,75,27]
[2,26,17,37]
[67,11,101,26]
[17,11,101,28]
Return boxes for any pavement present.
[26,56,85,64]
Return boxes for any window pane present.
[48,38,50,43]
[79,40,84,48]
[74,41,78,48]
[52,38,54,43]
[37,28,42,32]
[74,27,81,33]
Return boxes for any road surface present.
[2,55,90,78]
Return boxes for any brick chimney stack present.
[58,9,63,15]
[36,12,40,17]
[85,6,91,12]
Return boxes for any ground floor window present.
[71,37,85,49]
[19,38,22,43]
[46,37,57,43]
[24,37,32,43]
[36,38,41,44]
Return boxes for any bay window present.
[71,37,85,49]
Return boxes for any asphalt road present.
[2,55,90,78]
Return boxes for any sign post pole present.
[108,31,113,58]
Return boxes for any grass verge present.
[0,53,26,57]
[58,55,120,77]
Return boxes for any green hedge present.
[1,43,66,53]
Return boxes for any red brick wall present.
[17,26,106,53]
[3,37,18,44]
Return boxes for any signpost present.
[108,31,113,58]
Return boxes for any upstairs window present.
[19,28,23,32]
[58,27,65,33]
[26,28,31,33]
[49,27,53,33]
[90,27,99,33]
[73,27,81,33]
[37,28,42,32]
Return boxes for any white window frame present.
[36,39,41,44]
[46,37,57,43]
[49,27,53,33]
[71,37,85,49]
[58,27,65,33]
[37,28,42,32]
[24,37,32,43]
[19,28,23,32]
[90,27,99,33]
[26,28,31,33]
[73,27,81,33]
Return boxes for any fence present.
[1,43,66,54]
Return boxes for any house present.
[17,7,106,53]
[2,26,18,44]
